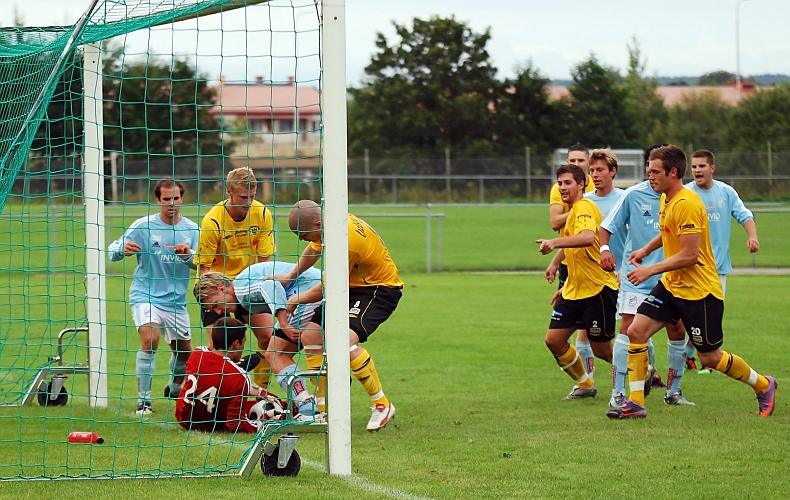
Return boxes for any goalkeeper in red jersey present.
[176,317,267,433]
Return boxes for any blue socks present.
[276,364,316,416]
[667,339,687,395]
[611,334,629,396]
[136,350,155,403]
[575,339,595,381]
[647,338,655,367]
[168,354,187,395]
[684,337,696,361]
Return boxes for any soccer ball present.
[248,395,287,422]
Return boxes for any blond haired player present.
[271,200,403,431]
[194,167,275,387]
[537,164,618,400]
[607,145,776,419]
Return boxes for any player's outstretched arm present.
[549,204,568,231]
[286,282,324,315]
[743,219,760,253]
[599,228,616,272]
[174,243,197,270]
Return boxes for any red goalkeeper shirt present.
[175,347,259,433]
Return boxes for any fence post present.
[110,152,119,202]
[426,203,432,273]
[526,146,532,201]
[437,214,443,272]
[391,177,397,204]
[479,176,484,204]
[767,141,773,197]
[364,148,370,203]
[445,147,451,202]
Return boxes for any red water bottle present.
[67,432,104,444]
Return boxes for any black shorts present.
[558,263,568,290]
[349,286,402,343]
[549,286,617,342]
[273,305,323,351]
[636,281,724,353]
[201,304,250,328]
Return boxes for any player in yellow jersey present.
[548,144,597,390]
[537,164,618,400]
[272,200,403,431]
[194,167,275,387]
[607,145,776,419]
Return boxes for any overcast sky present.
[3,0,788,84]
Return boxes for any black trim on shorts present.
[273,328,302,352]
[636,281,724,353]
[349,286,402,343]
[558,263,568,290]
[549,286,617,342]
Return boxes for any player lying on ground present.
[606,145,776,419]
[536,164,618,400]
[194,265,321,420]
[107,179,200,415]
[176,317,285,432]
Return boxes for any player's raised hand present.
[123,241,141,256]
[173,243,192,255]
[746,237,760,253]
[536,238,556,255]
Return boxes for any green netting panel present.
[0,0,323,480]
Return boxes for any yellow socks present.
[306,354,326,412]
[715,351,770,393]
[350,349,389,407]
[627,342,649,406]
[554,345,594,389]
[251,350,271,388]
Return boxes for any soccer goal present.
[0,0,351,479]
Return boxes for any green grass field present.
[0,205,789,498]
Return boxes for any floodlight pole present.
[321,0,352,476]
[735,0,763,101]
[83,42,109,407]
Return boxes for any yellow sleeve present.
[571,200,600,235]
[549,183,563,205]
[195,211,220,268]
[675,198,704,236]
[255,206,276,257]
[584,175,595,193]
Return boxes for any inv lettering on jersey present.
[708,213,721,221]
[156,251,181,262]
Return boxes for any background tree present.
[698,70,735,86]
[565,55,639,148]
[348,16,499,157]
[649,91,731,151]
[496,61,565,152]
[623,38,667,148]
[727,83,790,151]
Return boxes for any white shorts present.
[720,274,727,297]
[131,303,191,343]
[617,291,648,316]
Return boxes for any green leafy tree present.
[102,50,225,158]
[565,55,639,148]
[698,70,735,86]
[348,16,499,158]
[496,61,565,152]
[649,90,731,151]
[727,84,790,151]
[623,38,667,148]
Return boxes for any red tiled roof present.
[209,80,320,118]
[547,84,761,107]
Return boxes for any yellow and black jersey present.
[309,214,403,289]
[561,198,618,300]
[659,188,723,301]
[194,200,275,278]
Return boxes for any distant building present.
[210,76,320,200]
[547,80,759,106]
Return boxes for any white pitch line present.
[301,458,434,500]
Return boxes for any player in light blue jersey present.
[193,263,324,420]
[108,180,200,415]
[585,149,626,274]
[684,149,760,371]
[600,144,693,407]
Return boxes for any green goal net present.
[0,0,327,479]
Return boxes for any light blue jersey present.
[585,188,626,273]
[600,181,663,295]
[233,262,322,315]
[108,214,200,311]
[685,180,753,275]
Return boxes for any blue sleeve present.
[600,191,629,234]
[107,223,143,262]
[179,226,201,270]
[727,186,753,226]
[236,279,288,315]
